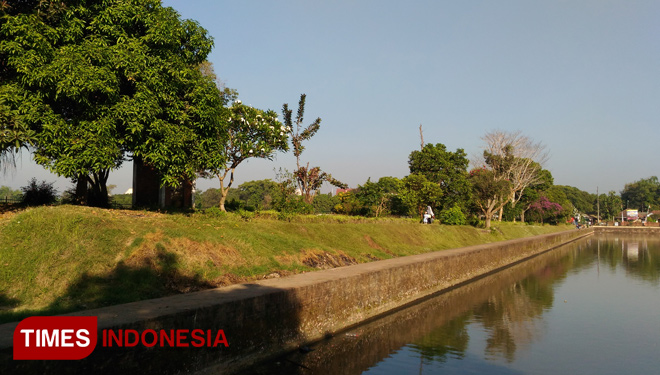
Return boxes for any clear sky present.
[2,0,658,195]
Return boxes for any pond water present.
[245,233,660,375]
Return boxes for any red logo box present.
[13,316,98,360]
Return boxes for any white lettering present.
[42,330,59,347]
[20,329,34,347]
[61,329,74,347]
[76,329,91,347]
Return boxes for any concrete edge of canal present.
[1,228,599,373]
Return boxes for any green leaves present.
[1,0,223,203]
[409,143,471,211]
[398,174,443,218]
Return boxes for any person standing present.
[423,205,435,224]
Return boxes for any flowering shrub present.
[529,196,563,224]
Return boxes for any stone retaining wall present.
[1,228,590,374]
[594,226,660,234]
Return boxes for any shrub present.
[236,209,254,221]
[438,204,467,225]
[20,178,58,206]
[205,206,227,218]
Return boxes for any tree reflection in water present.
[243,234,660,375]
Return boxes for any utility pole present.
[597,186,600,224]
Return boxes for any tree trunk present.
[218,168,234,212]
[219,191,228,212]
[86,170,110,207]
[75,176,88,205]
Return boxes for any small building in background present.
[132,157,193,209]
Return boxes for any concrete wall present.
[594,226,660,234]
[1,229,591,374]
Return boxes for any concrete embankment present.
[594,226,660,234]
[1,228,590,374]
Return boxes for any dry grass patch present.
[301,249,358,269]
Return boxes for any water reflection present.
[243,234,660,375]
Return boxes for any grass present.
[0,205,571,323]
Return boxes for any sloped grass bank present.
[0,205,571,323]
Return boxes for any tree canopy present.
[199,100,288,211]
[621,176,659,211]
[0,0,225,206]
[408,143,471,212]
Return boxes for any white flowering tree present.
[202,100,289,211]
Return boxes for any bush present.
[276,195,313,215]
[438,204,467,225]
[20,178,58,206]
[236,209,254,221]
[204,206,227,218]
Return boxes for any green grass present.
[0,205,571,323]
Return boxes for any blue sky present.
[2,0,658,195]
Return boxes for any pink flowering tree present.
[529,196,563,224]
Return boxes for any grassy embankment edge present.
[0,205,572,323]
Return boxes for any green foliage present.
[353,178,387,217]
[199,100,289,211]
[397,174,443,219]
[0,86,37,171]
[409,143,471,211]
[110,194,133,208]
[558,186,595,214]
[333,191,361,215]
[236,209,255,221]
[312,193,338,214]
[196,188,229,209]
[598,191,622,221]
[235,179,280,211]
[468,168,511,228]
[20,178,58,206]
[1,0,225,206]
[376,176,400,194]
[277,195,313,215]
[621,176,659,211]
[0,185,22,201]
[204,206,227,218]
[438,204,467,225]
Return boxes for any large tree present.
[480,130,548,220]
[282,94,345,204]
[621,176,660,211]
[599,190,622,221]
[398,173,443,221]
[408,143,471,212]
[469,167,511,229]
[558,185,596,215]
[0,0,225,206]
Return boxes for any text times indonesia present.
[13,316,228,360]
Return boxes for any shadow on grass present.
[0,248,214,324]
[0,293,20,310]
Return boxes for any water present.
[245,234,660,375]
